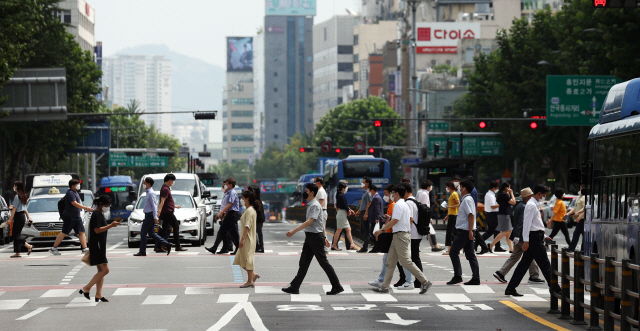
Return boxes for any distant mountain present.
[114,44,225,122]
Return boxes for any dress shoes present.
[464,278,481,285]
[494,246,507,252]
[326,286,344,295]
[281,286,300,294]
[356,248,368,253]
[205,247,216,254]
[446,276,463,285]
[133,253,146,257]
[216,250,230,254]
[175,247,188,252]
[154,247,166,253]
[505,288,523,296]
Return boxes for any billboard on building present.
[415,22,481,54]
[266,0,316,16]
[227,37,253,72]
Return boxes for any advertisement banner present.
[416,22,481,53]
[266,0,316,16]
[227,37,253,72]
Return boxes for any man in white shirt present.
[314,177,330,250]
[447,179,480,285]
[418,179,444,252]
[505,185,559,297]
[482,182,502,251]
[404,183,428,289]
[372,185,432,294]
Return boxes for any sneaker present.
[446,276,463,285]
[368,279,383,288]
[493,271,507,283]
[372,286,389,293]
[528,278,545,284]
[49,247,61,256]
[419,280,433,294]
[81,247,89,253]
[396,283,414,290]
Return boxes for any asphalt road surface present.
[0,220,588,331]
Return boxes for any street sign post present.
[428,122,450,131]
[428,136,503,156]
[546,75,620,126]
[109,153,168,167]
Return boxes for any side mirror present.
[126,205,134,212]
[209,193,217,200]
[201,191,211,198]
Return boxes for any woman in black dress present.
[250,185,265,253]
[79,195,120,302]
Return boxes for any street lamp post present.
[406,0,423,187]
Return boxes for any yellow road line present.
[325,229,361,250]
[500,301,571,331]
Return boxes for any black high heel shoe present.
[95,297,109,302]
[79,289,90,300]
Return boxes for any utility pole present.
[407,0,422,187]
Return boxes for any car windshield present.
[147,178,198,197]
[82,193,93,207]
[27,198,60,213]
[135,194,194,209]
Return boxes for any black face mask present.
[303,192,309,200]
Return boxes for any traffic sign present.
[320,141,332,153]
[109,153,168,167]
[428,136,503,156]
[546,75,621,126]
[401,158,421,165]
[428,122,450,131]
[354,142,365,153]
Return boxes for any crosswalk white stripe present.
[65,297,98,308]
[254,286,282,294]
[41,289,76,298]
[322,285,353,294]
[142,295,177,305]
[113,287,145,296]
[510,294,546,302]
[529,287,551,295]
[277,252,298,255]
[290,294,321,302]
[0,299,29,310]
[218,294,249,303]
[16,307,48,320]
[460,285,494,294]
[185,287,216,295]
[435,294,471,302]
[361,293,397,302]
[107,242,123,250]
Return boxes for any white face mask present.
[368,192,373,198]
[383,195,390,203]
[344,187,348,193]
[360,182,365,188]
[102,207,110,213]
[223,185,227,190]
[76,184,81,190]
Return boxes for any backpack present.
[58,197,65,220]
[407,197,431,235]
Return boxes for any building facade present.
[56,0,95,53]
[312,16,360,125]
[353,21,399,100]
[222,72,255,165]
[101,55,173,134]
[255,16,314,149]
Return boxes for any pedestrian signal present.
[374,120,382,127]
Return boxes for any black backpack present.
[58,197,65,220]
[407,197,431,235]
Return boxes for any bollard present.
[548,244,560,314]
[572,251,587,325]
[560,248,572,319]
[603,256,615,331]
[621,259,632,331]
[588,253,602,330]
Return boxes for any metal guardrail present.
[550,244,640,330]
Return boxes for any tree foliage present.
[453,1,640,189]
[253,133,317,180]
[207,161,253,187]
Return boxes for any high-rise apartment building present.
[312,16,360,125]
[55,0,95,53]
[101,55,172,134]
[352,21,399,100]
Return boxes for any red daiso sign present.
[416,22,481,54]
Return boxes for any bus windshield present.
[343,160,385,178]
[97,186,136,213]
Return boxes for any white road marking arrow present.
[376,313,421,326]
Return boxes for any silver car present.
[21,193,91,246]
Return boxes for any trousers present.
[377,253,411,283]
[140,212,170,254]
[506,231,553,291]
[158,212,181,248]
[449,230,480,279]
[290,232,341,290]
[498,241,540,278]
[209,210,240,253]
[382,232,427,288]
[549,221,571,245]
[12,212,26,253]
[481,212,502,248]
[361,220,376,249]
[568,220,584,251]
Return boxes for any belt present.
[393,231,409,234]
[530,230,545,234]
[15,211,25,214]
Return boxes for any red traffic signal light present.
[335,148,341,153]
[479,121,487,129]
[368,148,375,153]
[374,120,382,127]
[299,147,306,152]
[530,122,538,129]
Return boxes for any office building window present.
[274,119,278,123]
[274,134,278,139]
[338,63,353,72]
[231,135,254,142]
[354,54,359,63]
[231,98,254,105]
[274,103,278,108]
[337,46,353,54]
[274,87,278,92]
[231,123,253,129]
[354,72,359,81]
[231,110,253,117]
[231,147,254,154]
[354,35,359,45]
[274,72,278,77]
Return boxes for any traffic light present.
[479,121,487,129]
[335,148,341,153]
[368,148,375,154]
[530,122,538,129]
[194,112,217,120]
[372,119,394,127]
[479,121,497,129]
[198,151,211,157]
[299,147,313,153]
[592,0,639,8]
[374,120,382,127]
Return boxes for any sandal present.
[27,244,33,256]
[10,254,21,258]
[331,246,342,251]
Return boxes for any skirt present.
[336,209,350,229]
[496,214,513,232]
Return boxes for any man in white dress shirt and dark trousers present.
[447,179,481,285]
[505,185,561,296]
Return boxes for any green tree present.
[207,161,252,187]
[253,133,316,180]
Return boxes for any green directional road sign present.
[546,75,621,126]
[428,122,450,131]
[109,153,168,168]
[428,136,503,156]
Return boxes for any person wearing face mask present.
[331,182,357,251]
[505,185,560,297]
[134,177,171,256]
[234,190,260,288]
[283,183,344,295]
[481,182,502,253]
[79,195,119,302]
[366,185,384,253]
[8,181,33,258]
[356,177,373,253]
[567,187,588,252]
[206,177,241,255]
[156,174,188,252]
[442,181,460,256]
[417,179,444,252]
[50,179,92,255]
[547,188,570,245]
[314,177,330,252]
[446,179,480,285]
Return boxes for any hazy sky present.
[90,0,361,68]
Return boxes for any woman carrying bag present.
[234,190,260,288]
[80,195,120,302]
[8,181,33,258]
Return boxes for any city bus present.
[96,176,137,222]
[581,77,640,291]
[324,155,391,207]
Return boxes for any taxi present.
[21,187,91,245]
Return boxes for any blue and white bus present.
[324,155,391,207]
[583,78,640,287]
[96,176,137,222]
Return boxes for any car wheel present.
[128,240,140,248]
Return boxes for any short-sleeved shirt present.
[391,199,411,233]
[417,189,430,208]
[575,196,586,215]
[159,184,175,214]
[456,194,477,230]
[336,192,349,211]
[497,192,512,215]
[385,200,395,233]
[63,189,82,218]
[359,190,371,218]
[316,187,328,210]
[553,199,567,222]
[227,188,240,212]
[406,197,421,239]
[484,190,498,213]
[12,195,27,213]
[304,198,324,233]
[448,191,459,215]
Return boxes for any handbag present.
[377,233,393,253]
[81,249,91,266]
